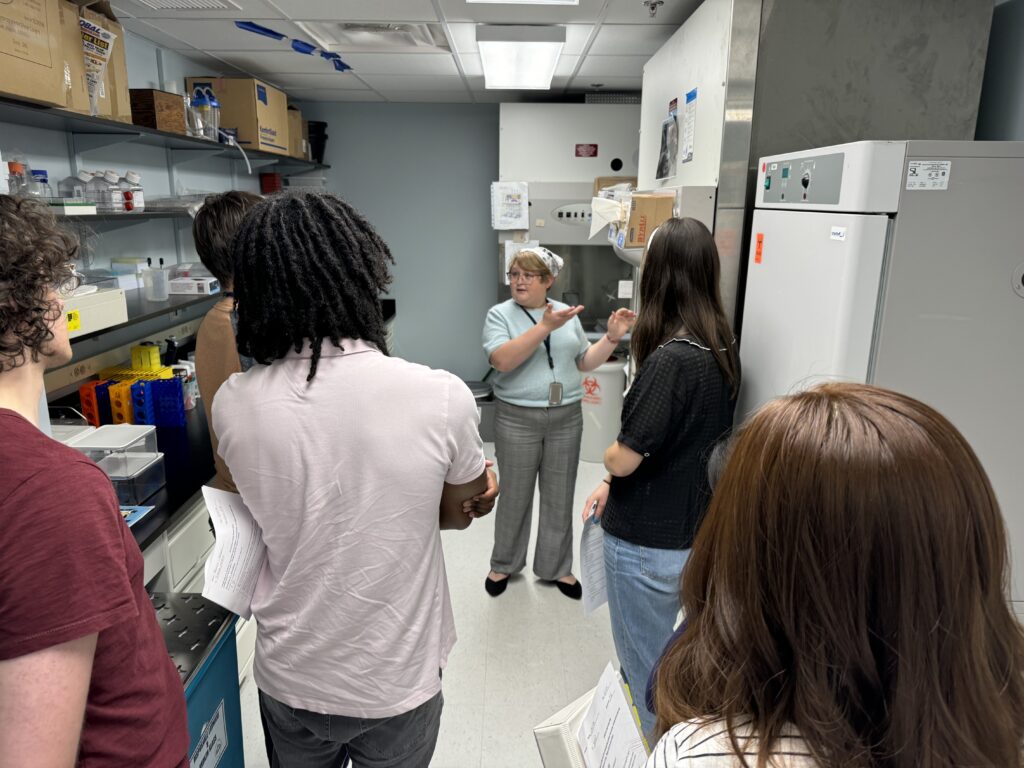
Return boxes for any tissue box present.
[169,277,221,296]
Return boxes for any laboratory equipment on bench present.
[737,139,1024,615]
[70,424,166,504]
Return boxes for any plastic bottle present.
[86,170,125,213]
[191,87,220,142]
[58,170,94,199]
[7,162,28,195]
[29,170,53,198]
[118,170,145,213]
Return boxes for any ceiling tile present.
[324,52,460,75]
[110,0,284,20]
[359,74,469,92]
[602,0,702,25]
[566,75,644,91]
[447,23,479,53]
[287,88,386,102]
[588,24,677,55]
[439,0,606,24]
[459,53,483,77]
[576,54,648,76]
[155,18,312,51]
[121,19,195,50]
[210,50,362,74]
[270,0,440,22]
[555,55,580,77]
[379,91,473,103]
[260,73,372,90]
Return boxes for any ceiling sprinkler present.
[642,0,664,17]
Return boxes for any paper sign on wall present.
[681,88,697,164]
[617,280,634,299]
[491,181,530,230]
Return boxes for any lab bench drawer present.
[167,499,215,590]
[235,615,258,683]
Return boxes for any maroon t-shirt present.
[0,409,189,767]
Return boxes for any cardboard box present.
[58,0,90,113]
[302,119,311,161]
[187,77,290,156]
[287,106,304,159]
[169,277,220,296]
[593,176,637,196]
[0,0,65,107]
[625,193,675,248]
[80,6,130,123]
[130,88,186,134]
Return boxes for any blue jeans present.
[603,531,690,737]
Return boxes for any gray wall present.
[977,0,1024,139]
[297,102,499,381]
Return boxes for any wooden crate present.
[129,89,186,134]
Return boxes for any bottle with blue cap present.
[192,86,220,142]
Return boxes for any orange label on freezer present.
[755,233,764,264]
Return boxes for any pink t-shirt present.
[213,339,485,718]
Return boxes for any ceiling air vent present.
[296,23,451,53]
[133,0,240,9]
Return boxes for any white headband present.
[530,246,564,277]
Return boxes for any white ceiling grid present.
[111,0,702,103]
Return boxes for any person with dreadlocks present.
[212,191,497,767]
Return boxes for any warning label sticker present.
[906,160,951,191]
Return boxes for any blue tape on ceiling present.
[234,21,285,40]
[235,21,352,72]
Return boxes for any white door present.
[737,209,890,422]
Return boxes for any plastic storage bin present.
[96,452,166,504]
[72,424,158,456]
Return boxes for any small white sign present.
[190,700,228,768]
[617,280,634,299]
[830,226,847,242]
[906,160,951,190]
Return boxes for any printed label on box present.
[190,699,228,768]
[66,310,81,331]
[830,226,847,242]
[256,84,268,105]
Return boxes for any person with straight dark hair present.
[212,191,497,767]
[192,190,262,493]
[583,217,740,736]
[649,383,1024,767]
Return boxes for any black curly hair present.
[231,191,394,382]
[0,196,79,372]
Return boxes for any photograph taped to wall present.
[656,115,678,180]
[491,181,530,230]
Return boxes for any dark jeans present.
[259,690,443,768]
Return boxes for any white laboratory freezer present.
[738,140,1024,613]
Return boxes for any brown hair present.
[510,250,553,281]
[192,190,262,286]
[654,383,1024,767]
[0,195,79,372]
[631,217,739,395]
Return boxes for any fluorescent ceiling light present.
[468,0,578,4]
[477,26,565,90]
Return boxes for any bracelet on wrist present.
[602,478,612,486]
[605,333,621,345]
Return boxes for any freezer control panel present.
[762,151,844,205]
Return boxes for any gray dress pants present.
[490,399,584,580]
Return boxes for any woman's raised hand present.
[606,308,637,341]
[540,302,585,332]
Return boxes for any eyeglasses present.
[55,267,83,298]
[507,270,543,283]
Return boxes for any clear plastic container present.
[118,171,145,213]
[86,171,122,213]
[29,170,52,198]
[97,452,166,504]
[191,87,220,142]
[142,266,171,301]
[58,170,94,199]
[7,161,28,195]
[72,424,159,458]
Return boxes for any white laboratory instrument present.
[738,140,1024,614]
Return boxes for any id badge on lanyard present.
[548,381,563,406]
[519,303,563,407]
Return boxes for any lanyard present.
[518,304,554,370]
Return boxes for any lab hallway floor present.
[240,446,619,767]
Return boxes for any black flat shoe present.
[555,579,582,600]
[485,575,509,597]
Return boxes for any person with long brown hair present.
[649,383,1024,767]
[583,217,740,735]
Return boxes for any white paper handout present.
[577,663,649,768]
[491,181,530,230]
[581,517,608,615]
[201,487,267,619]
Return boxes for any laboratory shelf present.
[70,289,219,345]
[0,96,330,174]
[54,209,193,221]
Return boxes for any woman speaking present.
[482,247,635,599]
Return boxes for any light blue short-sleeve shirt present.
[483,299,591,407]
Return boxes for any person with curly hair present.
[212,191,498,766]
[648,383,1024,767]
[0,196,189,766]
